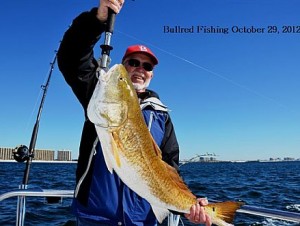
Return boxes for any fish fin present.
[206,201,244,224]
[95,127,114,173]
[151,205,170,223]
[151,134,194,199]
[111,132,122,168]
[164,162,196,200]
[151,135,162,158]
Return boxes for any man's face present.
[123,53,154,93]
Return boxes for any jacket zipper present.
[147,111,157,131]
[74,137,99,197]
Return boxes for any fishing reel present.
[12,145,32,162]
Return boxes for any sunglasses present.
[125,59,154,72]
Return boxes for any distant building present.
[283,157,295,161]
[57,150,72,161]
[0,147,14,160]
[0,147,71,161]
[35,149,55,161]
[181,153,218,163]
[199,153,217,162]
[269,157,281,161]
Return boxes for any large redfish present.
[87,64,243,225]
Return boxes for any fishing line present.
[116,30,294,112]
[25,89,42,132]
[24,74,51,135]
[25,89,42,131]
[24,56,57,133]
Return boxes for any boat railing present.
[1,189,300,225]
[0,189,74,201]
[0,188,74,226]
[0,189,181,226]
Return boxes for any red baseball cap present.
[122,45,158,65]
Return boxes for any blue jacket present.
[57,7,180,226]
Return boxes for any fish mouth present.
[98,69,110,82]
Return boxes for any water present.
[0,161,299,226]
[0,162,76,226]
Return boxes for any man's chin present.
[132,83,146,91]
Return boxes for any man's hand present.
[97,0,124,22]
[185,198,212,226]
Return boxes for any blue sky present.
[0,0,299,161]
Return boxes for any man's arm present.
[57,8,106,109]
[57,0,123,109]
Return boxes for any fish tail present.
[206,201,244,224]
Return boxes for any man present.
[57,0,211,225]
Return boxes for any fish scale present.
[116,119,195,210]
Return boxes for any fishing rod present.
[99,0,137,69]
[12,51,57,226]
[99,8,116,70]
[13,51,57,184]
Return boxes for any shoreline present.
[180,159,300,164]
[1,159,299,164]
[0,160,77,163]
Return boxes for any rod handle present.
[107,8,116,33]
